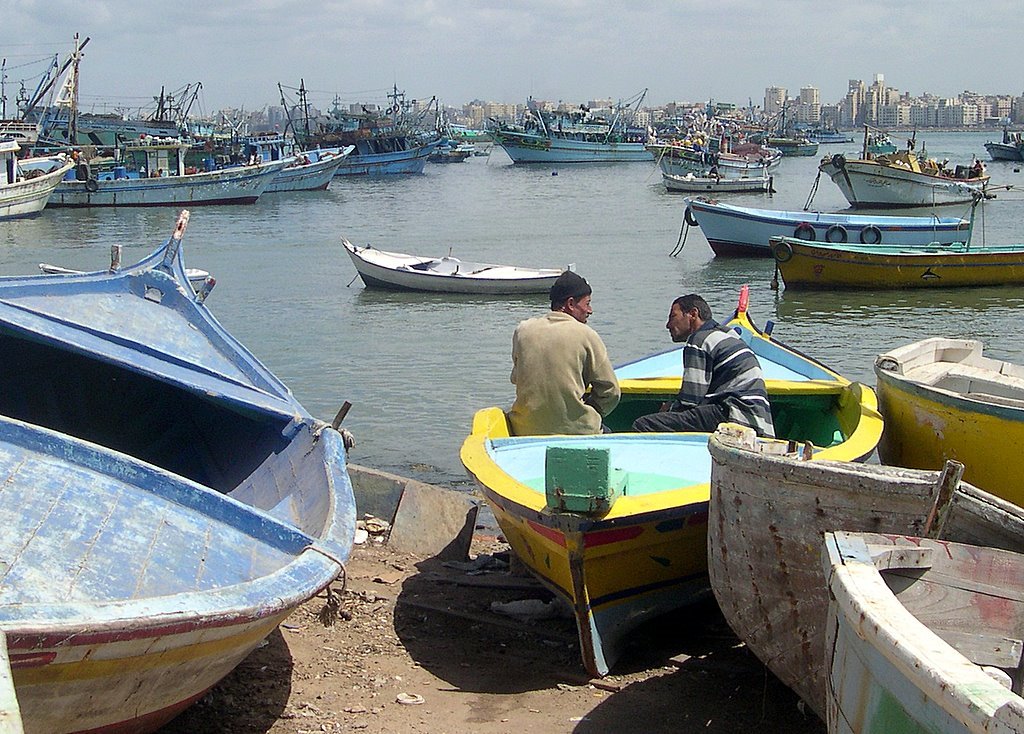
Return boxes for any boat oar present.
[923,459,965,539]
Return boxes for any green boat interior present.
[605,391,847,447]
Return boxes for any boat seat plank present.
[933,630,1024,669]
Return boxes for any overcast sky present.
[3,1,1021,118]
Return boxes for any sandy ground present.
[158,527,825,734]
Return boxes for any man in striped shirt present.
[632,294,775,437]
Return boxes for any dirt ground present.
[159,528,826,734]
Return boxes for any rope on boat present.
[770,261,780,292]
[346,272,360,287]
[803,169,822,211]
[670,214,690,257]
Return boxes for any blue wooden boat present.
[0,211,356,734]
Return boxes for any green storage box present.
[544,446,626,514]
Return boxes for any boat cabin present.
[113,136,190,178]
[1,139,19,185]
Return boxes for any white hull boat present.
[264,146,354,193]
[819,152,988,208]
[663,171,772,194]
[0,142,73,219]
[342,239,564,294]
[684,196,971,256]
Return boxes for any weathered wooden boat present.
[819,149,988,208]
[875,337,1024,503]
[985,127,1024,162]
[650,138,782,177]
[461,288,882,677]
[683,196,970,257]
[768,236,1024,289]
[708,425,1024,721]
[0,211,356,734]
[48,136,289,207]
[824,531,1024,733]
[38,256,211,292]
[493,91,653,164]
[0,140,73,219]
[662,170,773,194]
[343,239,564,294]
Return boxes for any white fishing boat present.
[818,149,988,208]
[241,135,355,192]
[48,136,288,207]
[683,197,972,256]
[342,239,564,294]
[824,531,1024,733]
[662,170,773,194]
[0,140,73,219]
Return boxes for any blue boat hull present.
[334,139,439,176]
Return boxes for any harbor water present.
[3,131,1023,486]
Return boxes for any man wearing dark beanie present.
[508,271,620,435]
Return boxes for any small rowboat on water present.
[343,239,566,294]
[0,211,356,734]
[769,236,1024,289]
[682,196,971,257]
[824,531,1024,733]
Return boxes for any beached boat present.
[824,531,1024,733]
[662,170,773,194]
[492,91,653,164]
[708,425,1024,721]
[683,196,971,256]
[768,236,1024,289]
[0,211,357,733]
[819,149,989,208]
[985,127,1024,162]
[460,289,883,677]
[875,338,1024,504]
[0,140,73,219]
[342,239,564,294]
[48,136,289,207]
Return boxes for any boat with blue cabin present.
[241,134,355,192]
[492,90,653,164]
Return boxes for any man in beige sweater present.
[508,271,621,435]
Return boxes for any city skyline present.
[3,1,1022,118]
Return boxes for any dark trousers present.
[632,403,729,433]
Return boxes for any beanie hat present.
[550,270,591,308]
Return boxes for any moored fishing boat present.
[460,288,882,677]
[874,337,1024,504]
[708,426,1024,721]
[342,239,564,294]
[0,140,73,219]
[984,127,1024,162]
[824,531,1024,733]
[48,136,288,207]
[0,211,357,733]
[683,196,971,256]
[768,236,1024,289]
[492,90,653,164]
[241,134,355,192]
[818,148,989,208]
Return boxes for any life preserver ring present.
[773,239,794,263]
[860,225,882,245]
[84,178,99,193]
[831,153,846,169]
[794,223,816,241]
[684,206,699,227]
[825,224,848,243]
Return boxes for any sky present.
[2,0,1021,118]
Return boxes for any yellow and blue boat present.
[769,235,1024,290]
[460,288,882,676]
[875,337,1024,504]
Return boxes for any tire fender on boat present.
[860,225,882,245]
[84,178,99,193]
[825,224,848,243]
[684,206,699,227]
[773,240,794,263]
[794,223,815,241]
